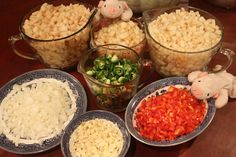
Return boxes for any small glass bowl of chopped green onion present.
[78,44,143,112]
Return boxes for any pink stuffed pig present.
[188,70,236,108]
[96,0,133,21]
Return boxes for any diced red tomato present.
[135,86,206,141]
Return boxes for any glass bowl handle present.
[8,34,38,60]
[210,48,235,73]
[138,59,154,88]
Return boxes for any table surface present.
[0,0,236,157]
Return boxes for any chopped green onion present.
[86,54,138,85]
[118,76,127,83]
[86,69,95,76]
[111,55,118,62]
[114,66,124,76]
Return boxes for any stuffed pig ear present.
[213,92,220,98]
[199,72,208,77]
[98,1,104,8]
[121,1,129,9]
[188,71,208,82]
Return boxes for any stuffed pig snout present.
[190,84,205,100]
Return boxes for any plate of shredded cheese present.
[0,69,87,154]
[61,110,130,157]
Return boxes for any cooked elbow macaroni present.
[0,78,77,146]
[147,8,221,76]
[69,118,124,157]
[22,3,92,69]
[93,20,145,55]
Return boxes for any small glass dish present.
[78,44,143,112]
[125,77,216,147]
[61,110,131,157]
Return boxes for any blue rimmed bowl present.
[0,69,87,154]
[61,110,131,157]
[125,77,216,147]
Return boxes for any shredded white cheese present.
[0,78,77,146]
[69,118,124,157]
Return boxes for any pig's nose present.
[109,8,116,13]
[191,87,203,99]
[191,86,199,93]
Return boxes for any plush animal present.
[96,0,133,21]
[188,70,236,108]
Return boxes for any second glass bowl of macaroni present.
[143,6,235,77]
[90,18,146,57]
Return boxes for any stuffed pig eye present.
[104,4,106,7]
[118,5,121,8]
[198,80,201,82]
[207,93,210,97]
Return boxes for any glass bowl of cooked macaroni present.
[90,18,146,57]
[61,110,131,157]
[8,0,97,70]
[142,6,234,77]
[0,69,87,154]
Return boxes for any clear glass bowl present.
[8,0,97,70]
[124,0,180,13]
[78,44,142,112]
[90,18,146,58]
[143,6,234,77]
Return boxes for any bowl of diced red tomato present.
[125,77,216,146]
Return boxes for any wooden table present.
[0,0,236,157]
